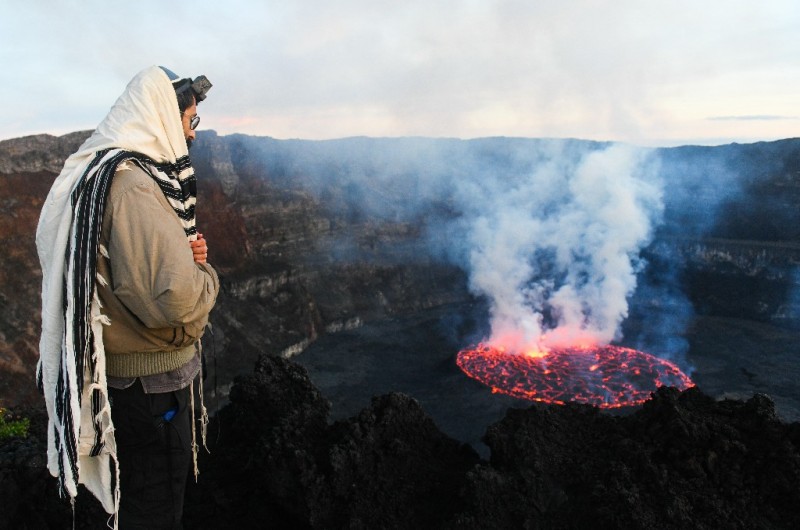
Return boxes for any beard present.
[186,137,194,150]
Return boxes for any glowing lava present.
[456,344,693,408]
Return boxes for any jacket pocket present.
[163,326,184,347]
[172,325,204,347]
[181,323,203,345]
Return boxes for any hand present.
[190,233,208,264]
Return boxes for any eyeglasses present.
[184,113,200,131]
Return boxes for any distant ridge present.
[0,130,91,174]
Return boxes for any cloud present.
[708,115,798,121]
[2,1,800,144]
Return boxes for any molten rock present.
[457,344,694,408]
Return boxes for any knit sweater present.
[96,162,219,378]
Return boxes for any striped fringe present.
[150,155,197,239]
[190,340,210,482]
[49,147,198,508]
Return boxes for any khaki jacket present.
[96,163,219,377]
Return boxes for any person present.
[36,65,219,529]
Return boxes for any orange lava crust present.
[456,344,694,408]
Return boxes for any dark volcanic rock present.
[0,407,106,529]
[321,392,479,529]
[453,387,800,530]
[188,353,331,528]
[184,354,480,529]
[2,354,799,529]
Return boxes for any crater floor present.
[296,304,800,456]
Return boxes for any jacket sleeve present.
[106,171,219,329]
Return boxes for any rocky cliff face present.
[0,131,472,407]
[1,132,799,408]
[1,131,799,528]
[649,139,800,328]
[0,132,93,402]
[0,131,91,174]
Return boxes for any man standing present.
[36,65,219,528]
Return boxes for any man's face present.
[182,101,198,150]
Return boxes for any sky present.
[1,0,798,147]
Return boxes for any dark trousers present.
[108,380,193,530]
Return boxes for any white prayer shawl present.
[35,65,196,520]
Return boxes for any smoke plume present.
[244,136,679,355]
[449,143,663,353]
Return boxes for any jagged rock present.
[319,392,479,529]
[0,407,106,529]
[2,355,799,529]
[452,386,800,529]
[183,354,480,529]
[199,352,331,527]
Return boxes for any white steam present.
[459,144,662,353]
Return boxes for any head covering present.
[34,65,205,522]
[160,66,213,103]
